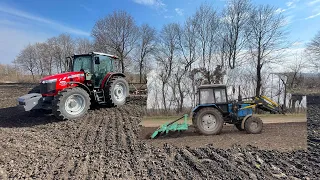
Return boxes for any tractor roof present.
[91,52,119,59]
[198,84,226,89]
[74,52,119,59]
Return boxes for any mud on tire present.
[105,76,129,107]
[194,107,224,135]
[52,87,91,120]
[244,116,263,134]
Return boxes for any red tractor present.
[18,52,130,120]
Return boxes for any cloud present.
[80,4,92,12]
[164,15,173,19]
[0,4,89,36]
[286,1,294,7]
[275,8,286,13]
[175,8,184,16]
[285,0,300,9]
[307,0,320,6]
[292,41,303,46]
[305,12,320,19]
[132,0,165,8]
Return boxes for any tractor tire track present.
[86,115,109,179]
[73,112,105,179]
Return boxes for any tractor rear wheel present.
[244,116,263,134]
[194,107,224,135]
[52,87,90,120]
[105,76,129,106]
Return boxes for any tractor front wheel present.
[244,116,263,134]
[52,87,91,120]
[105,76,129,106]
[194,107,224,135]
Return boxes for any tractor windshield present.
[73,55,92,72]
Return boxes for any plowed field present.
[0,83,318,179]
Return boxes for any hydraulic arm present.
[240,95,285,114]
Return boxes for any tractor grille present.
[40,82,56,94]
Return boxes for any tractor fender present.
[67,82,91,95]
[100,72,126,89]
[192,104,224,115]
[241,114,253,129]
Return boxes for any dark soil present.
[0,84,318,179]
[140,122,307,151]
[306,95,320,177]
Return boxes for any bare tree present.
[75,38,93,54]
[58,33,75,72]
[35,42,52,76]
[14,44,37,81]
[246,4,288,97]
[136,24,156,83]
[156,23,180,112]
[91,10,139,73]
[45,37,57,75]
[192,4,221,83]
[51,34,75,73]
[306,30,320,71]
[220,0,251,69]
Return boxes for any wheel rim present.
[113,82,126,102]
[200,113,217,131]
[250,121,258,130]
[64,93,86,115]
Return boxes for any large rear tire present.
[244,116,263,134]
[105,76,129,107]
[52,87,91,120]
[194,107,224,135]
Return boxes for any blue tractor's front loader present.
[150,84,285,139]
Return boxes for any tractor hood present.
[40,71,85,83]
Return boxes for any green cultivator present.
[150,114,189,139]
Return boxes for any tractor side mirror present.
[94,57,100,64]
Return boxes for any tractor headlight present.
[42,79,57,84]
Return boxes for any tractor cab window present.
[199,89,214,104]
[94,55,113,87]
[214,88,227,103]
[73,56,92,73]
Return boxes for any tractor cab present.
[68,52,120,87]
[196,84,230,114]
[196,84,228,105]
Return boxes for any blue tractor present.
[150,84,284,138]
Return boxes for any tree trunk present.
[139,61,143,83]
[256,64,262,97]
[283,84,287,110]
[161,82,167,112]
[31,71,35,82]
[178,82,183,113]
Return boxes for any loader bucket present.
[150,114,189,139]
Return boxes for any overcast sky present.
[0,0,319,64]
